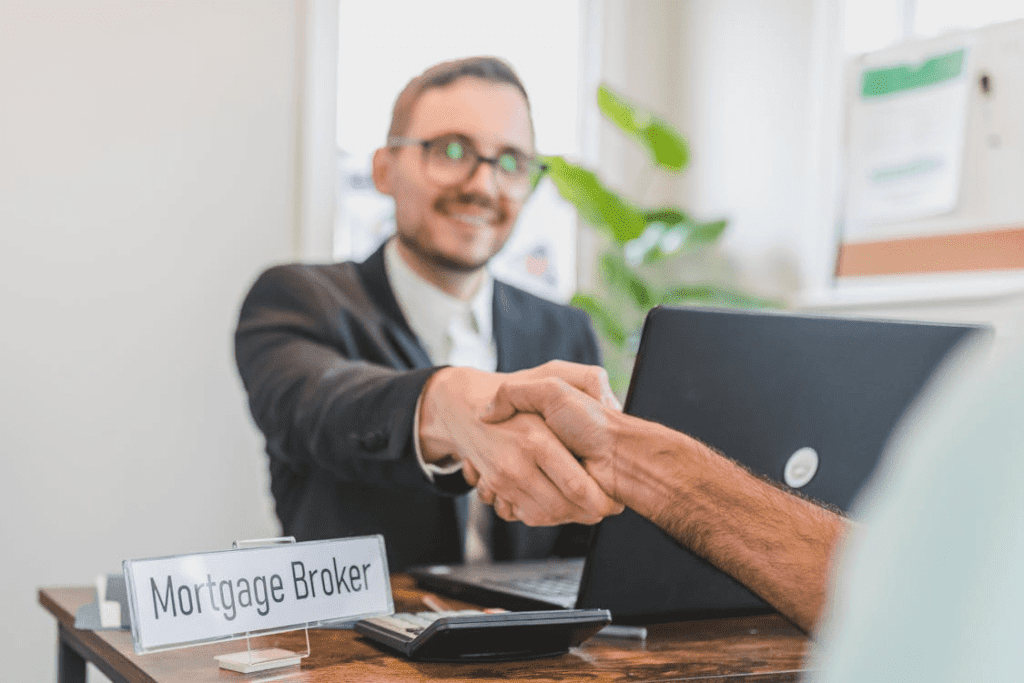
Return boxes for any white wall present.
[0,2,328,680]
[596,0,814,301]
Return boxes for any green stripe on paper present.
[861,49,966,98]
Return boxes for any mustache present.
[433,191,507,222]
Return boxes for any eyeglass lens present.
[422,135,531,193]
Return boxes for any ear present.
[371,148,394,196]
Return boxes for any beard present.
[395,189,514,273]
[395,230,489,273]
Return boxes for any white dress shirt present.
[384,239,497,562]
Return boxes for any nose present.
[464,158,501,197]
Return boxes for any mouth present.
[436,192,506,230]
[449,213,494,229]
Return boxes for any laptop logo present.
[783,447,819,488]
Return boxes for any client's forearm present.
[606,412,846,633]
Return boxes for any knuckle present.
[563,474,590,503]
[492,460,517,482]
[521,431,548,457]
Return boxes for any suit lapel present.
[355,242,433,369]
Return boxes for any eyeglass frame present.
[386,134,547,196]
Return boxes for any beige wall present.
[0,2,337,680]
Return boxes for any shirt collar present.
[384,238,493,364]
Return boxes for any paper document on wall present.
[844,46,972,241]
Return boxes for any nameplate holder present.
[122,535,392,672]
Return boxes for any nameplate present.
[122,536,392,653]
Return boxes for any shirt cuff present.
[413,389,464,483]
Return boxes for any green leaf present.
[623,224,664,266]
[598,85,690,171]
[642,208,690,226]
[638,217,728,264]
[571,293,628,348]
[600,251,653,310]
[683,218,727,243]
[543,156,646,242]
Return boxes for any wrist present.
[418,366,501,465]
[418,367,460,464]
[605,411,700,521]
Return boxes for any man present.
[235,57,621,572]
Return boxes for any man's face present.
[375,77,534,273]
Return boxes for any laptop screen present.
[575,306,986,622]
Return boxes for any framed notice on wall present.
[837,19,1024,280]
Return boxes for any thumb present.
[478,391,517,423]
[479,380,550,423]
[603,386,623,411]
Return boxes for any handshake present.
[419,360,847,634]
[418,361,634,527]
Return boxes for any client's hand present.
[478,375,625,505]
[418,361,623,526]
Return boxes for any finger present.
[494,497,517,522]
[479,377,566,423]
[476,486,496,506]
[532,432,624,519]
[475,416,593,525]
[534,361,620,410]
[462,459,481,487]
[505,417,622,524]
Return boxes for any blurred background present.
[3,1,1023,680]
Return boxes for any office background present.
[3,2,1022,681]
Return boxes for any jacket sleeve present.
[234,264,470,495]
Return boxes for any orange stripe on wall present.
[836,226,1024,277]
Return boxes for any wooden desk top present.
[40,576,809,682]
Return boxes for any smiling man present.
[235,57,622,572]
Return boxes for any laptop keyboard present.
[483,573,580,600]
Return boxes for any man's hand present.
[477,375,624,503]
[418,361,624,526]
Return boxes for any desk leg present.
[57,625,86,683]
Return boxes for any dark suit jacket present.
[234,243,602,571]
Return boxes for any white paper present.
[844,48,972,241]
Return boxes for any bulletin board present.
[837,19,1024,279]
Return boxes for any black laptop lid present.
[575,306,985,622]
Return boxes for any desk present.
[39,576,808,682]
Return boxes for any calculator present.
[354,608,612,662]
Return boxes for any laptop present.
[410,306,987,622]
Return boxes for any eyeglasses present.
[388,134,546,198]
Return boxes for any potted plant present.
[540,85,775,393]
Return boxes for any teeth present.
[453,214,490,227]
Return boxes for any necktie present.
[446,312,494,564]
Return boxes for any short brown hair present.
[386,56,532,142]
